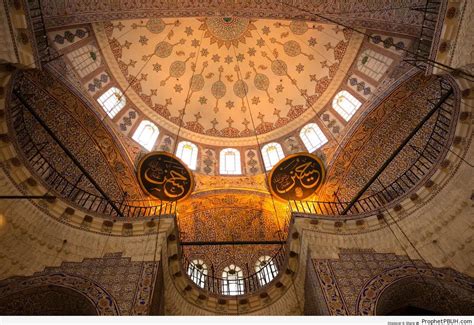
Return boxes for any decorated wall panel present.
[39,0,426,37]
[49,27,90,50]
[177,192,288,276]
[0,253,161,316]
[322,73,454,202]
[7,70,143,200]
[310,249,474,316]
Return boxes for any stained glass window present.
[255,256,278,286]
[357,49,393,81]
[222,264,244,295]
[187,259,208,288]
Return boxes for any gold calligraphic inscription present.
[268,152,325,201]
[137,152,194,201]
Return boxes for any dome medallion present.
[199,17,256,48]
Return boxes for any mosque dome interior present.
[0,0,473,317]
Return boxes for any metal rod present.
[341,87,453,215]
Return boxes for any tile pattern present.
[0,253,161,315]
[311,249,474,315]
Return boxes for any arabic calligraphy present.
[268,153,325,201]
[137,152,194,201]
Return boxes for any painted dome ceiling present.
[94,17,363,146]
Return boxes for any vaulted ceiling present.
[95,17,361,145]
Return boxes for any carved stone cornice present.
[39,0,425,36]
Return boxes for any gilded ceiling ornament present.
[146,18,166,34]
[190,74,205,92]
[146,18,166,33]
[187,61,209,103]
[154,41,174,58]
[275,20,310,35]
[271,38,315,60]
[271,59,288,76]
[233,79,249,111]
[249,61,274,103]
[100,17,355,139]
[289,21,309,35]
[154,39,185,58]
[160,52,195,86]
[283,40,302,57]
[198,17,257,49]
[130,18,179,34]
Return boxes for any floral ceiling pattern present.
[95,17,363,145]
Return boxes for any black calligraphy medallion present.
[137,152,194,201]
[268,153,325,201]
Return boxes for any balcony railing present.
[181,245,287,297]
[8,75,174,219]
[23,0,55,68]
[405,0,456,75]
[290,77,456,218]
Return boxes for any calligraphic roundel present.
[137,152,194,201]
[268,152,325,201]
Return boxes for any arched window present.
[219,148,241,175]
[132,120,159,151]
[299,123,328,153]
[187,259,208,289]
[222,265,244,295]
[255,256,278,286]
[67,45,101,78]
[357,49,393,81]
[176,141,198,170]
[97,87,126,118]
[332,90,362,121]
[261,142,285,171]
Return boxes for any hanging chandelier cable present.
[166,29,208,283]
[253,26,403,194]
[232,44,303,313]
[171,29,206,154]
[96,23,180,123]
[231,46,286,244]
